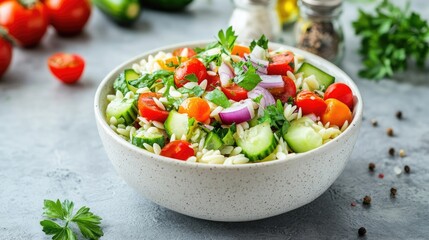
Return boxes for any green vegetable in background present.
[352,0,429,80]
[141,0,193,11]
[40,199,103,240]
[94,0,141,26]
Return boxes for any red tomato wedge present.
[174,58,208,88]
[221,84,248,102]
[138,92,169,122]
[160,140,195,161]
[206,74,220,91]
[295,90,327,116]
[269,76,297,103]
[48,53,85,84]
[267,52,294,76]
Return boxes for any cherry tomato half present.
[206,74,220,91]
[324,83,354,110]
[221,83,248,102]
[270,76,297,103]
[0,0,48,48]
[138,92,169,122]
[172,47,197,58]
[295,90,327,116]
[231,44,250,58]
[0,35,12,78]
[48,53,85,84]
[321,98,352,127]
[178,97,210,122]
[45,0,91,36]
[174,58,208,88]
[267,52,294,75]
[160,140,195,161]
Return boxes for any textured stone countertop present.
[1,0,428,239]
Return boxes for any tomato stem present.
[19,0,37,8]
[0,27,18,46]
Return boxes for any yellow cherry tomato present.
[321,98,352,127]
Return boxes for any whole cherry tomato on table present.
[44,0,91,36]
[267,52,294,75]
[295,90,327,116]
[324,83,354,110]
[174,58,208,88]
[160,140,195,161]
[0,0,48,48]
[321,98,352,127]
[269,76,297,103]
[0,33,12,78]
[48,53,85,84]
[137,92,169,122]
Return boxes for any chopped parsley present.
[178,86,204,97]
[217,26,237,53]
[204,88,231,108]
[250,34,269,51]
[259,99,289,131]
[233,61,262,91]
[184,73,199,82]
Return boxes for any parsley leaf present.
[258,100,288,130]
[128,70,173,90]
[204,89,231,108]
[40,199,103,240]
[217,26,238,53]
[250,35,269,51]
[184,73,199,82]
[233,61,262,91]
[178,86,204,97]
[352,0,429,80]
[252,94,263,104]
[113,73,129,95]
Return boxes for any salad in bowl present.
[105,27,355,165]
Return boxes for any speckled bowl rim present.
[94,40,363,169]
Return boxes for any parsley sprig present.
[217,26,237,54]
[259,100,290,136]
[352,0,429,80]
[250,35,269,51]
[40,199,103,240]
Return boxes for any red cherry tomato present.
[295,90,327,116]
[0,35,12,78]
[172,47,197,58]
[221,83,248,102]
[0,0,48,48]
[45,0,91,36]
[267,52,294,75]
[174,58,208,88]
[206,74,220,91]
[269,76,297,103]
[48,53,85,84]
[324,83,354,110]
[160,140,195,161]
[138,92,169,122]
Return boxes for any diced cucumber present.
[124,69,139,92]
[216,126,236,146]
[164,110,196,140]
[132,130,165,148]
[248,117,259,127]
[203,132,223,150]
[297,62,335,90]
[235,122,278,161]
[284,118,322,153]
[106,98,138,125]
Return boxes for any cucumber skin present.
[297,62,335,89]
[132,133,165,148]
[204,132,223,150]
[235,122,278,161]
[106,98,138,125]
[141,0,193,11]
[94,0,141,26]
[284,118,322,153]
[164,111,196,140]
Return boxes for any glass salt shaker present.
[229,0,281,41]
[294,0,344,64]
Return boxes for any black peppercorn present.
[358,227,367,236]
[404,165,410,174]
[388,147,395,156]
[390,187,397,197]
[368,163,375,171]
[387,128,394,137]
[396,111,402,119]
[371,119,378,127]
[363,195,371,205]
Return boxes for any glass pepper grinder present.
[229,0,281,41]
[294,0,344,64]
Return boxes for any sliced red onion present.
[306,113,318,122]
[248,86,276,117]
[244,54,268,74]
[259,75,284,89]
[250,45,267,60]
[219,100,255,125]
[218,62,234,87]
[209,61,217,71]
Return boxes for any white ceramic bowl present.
[94,41,363,222]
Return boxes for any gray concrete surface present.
[1,0,428,239]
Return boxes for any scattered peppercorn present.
[358,227,367,236]
[388,147,395,156]
[387,128,394,137]
[404,165,410,174]
[351,202,357,207]
[396,111,402,120]
[363,195,371,205]
[378,173,384,179]
[390,187,397,197]
[399,149,406,158]
[368,162,375,171]
[371,119,378,127]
